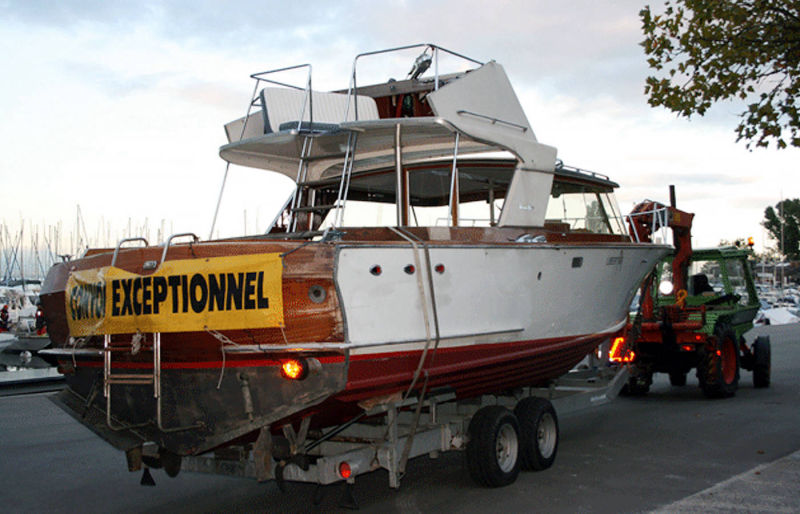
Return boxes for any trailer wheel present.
[752,336,771,388]
[466,406,520,487]
[160,448,182,478]
[621,371,652,395]
[699,326,739,398]
[514,397,558,471]
[669,371,687,387]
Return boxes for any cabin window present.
[545,184,626,235]
[313,161,511,229]
[723,259,752,306]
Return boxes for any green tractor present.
[615,197,771,398]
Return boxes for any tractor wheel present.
[752,336,771,388]
[466,406,521,487]
[514,397,558,471]
[698,325,739,398]
[669,371,687,387]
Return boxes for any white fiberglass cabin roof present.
[220,117,495,181]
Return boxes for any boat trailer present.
[164,346,628,502]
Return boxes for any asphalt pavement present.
[1,324,798,513]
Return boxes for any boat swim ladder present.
[103,332,202,433]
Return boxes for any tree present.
[640,1,800,149]
[763,199,800,260]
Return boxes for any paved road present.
[1,324,798,513]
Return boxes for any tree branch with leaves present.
[641,1,800,149]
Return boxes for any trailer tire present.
[514,397,558,471]
[699,325,739,398]
[621,371,652,395]
[752,336,771,388]
[160,448,182,478]
[669,371,687,387]
[466,406,520,487]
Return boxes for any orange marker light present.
[681,344,695,352]
[280,359,308,380]
[609,336,635,363]
[339,461,352,479]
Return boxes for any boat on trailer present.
[40,44,668,488]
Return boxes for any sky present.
[1,0,798,264]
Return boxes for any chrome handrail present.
[247,63,313,133]
[345,43,484,121]
[160,232,199,265]
[456,110,528,132]
[111,237,149,267]
[624,206,669,243]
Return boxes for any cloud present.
[1,0,798,258]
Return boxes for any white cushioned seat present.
[224,88,379,142]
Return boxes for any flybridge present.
[213,43,561,235]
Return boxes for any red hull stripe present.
[60,332,604,374]
[72,356,344,370]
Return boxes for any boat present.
[0,283,40,330]
[39,44,668,471]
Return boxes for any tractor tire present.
[514,397,558,471]
[698,325,739,398]
[669,371,687,387]
[752,336,771,388]
[466,406,521,487]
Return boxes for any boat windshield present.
[315,159,513,229]
[285,158,625,234]
[545,181,627,235]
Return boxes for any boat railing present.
[244,63,313,138]
[555,159,611,183]
[236,44,484,137]
[159,233,199,266]
[111,237,149,267]
[625,203,670,243]
[344,43,484,121]
[435,217,490,227]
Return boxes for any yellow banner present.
[65,253,284,336]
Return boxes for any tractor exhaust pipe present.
[669,185,676,209]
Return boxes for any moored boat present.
[40,45,668,468]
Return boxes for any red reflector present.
[339,461,351,479]
[280,359,308,380]
[404,264,415,274]
[681,344,694,352]
[695,334,702,341]
[434,263,445,274]
[370,265,382,276]
[715,349,722,357]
